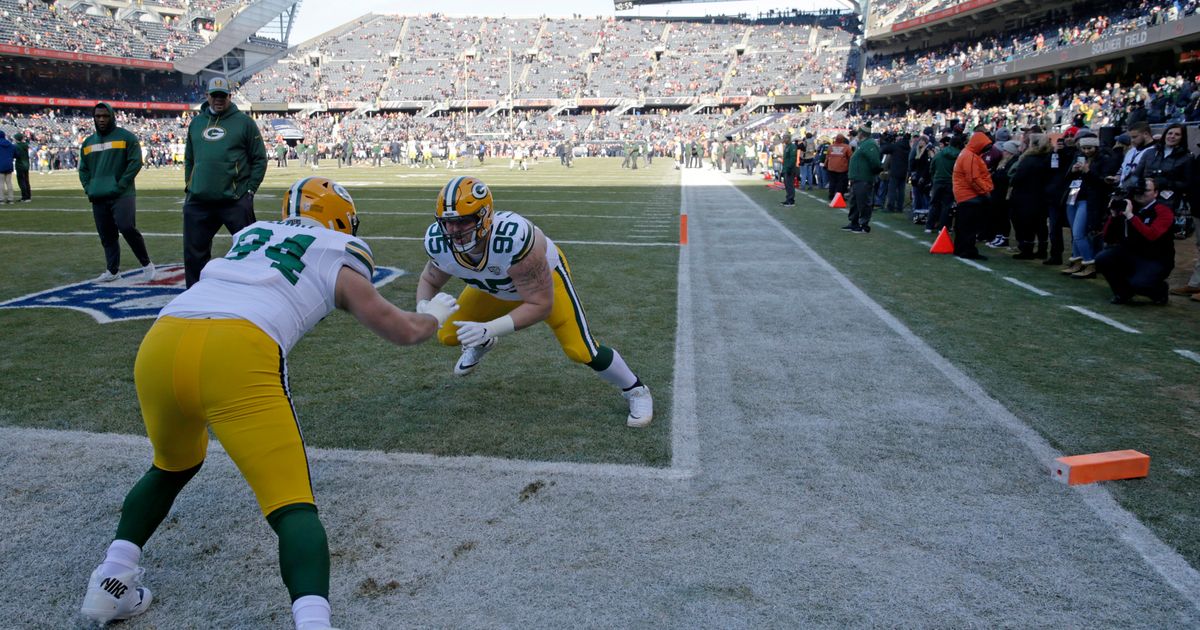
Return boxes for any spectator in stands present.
[14,132,31,202]
[1060,132,1120,279]
[0,131,13,204]
[1010,133,1053,260]
[824,133,851,202]
[1097,176,1175,304]
[780,133,797,206]
[845,124,882,234]
[951,131,995,260]
[183,77,267,288]
[79,103,154,282]
[926,134,961,234]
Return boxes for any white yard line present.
[1065,306,1141,334]
[724,175,1200,610]
[0,230,676,248]
[956,257,993,272]
[1175,349,1200,365]
[1003,277,1052,296]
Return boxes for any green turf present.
[738,180,1200,567]
[0,159,679,467]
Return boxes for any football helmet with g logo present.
[282,176,359,235]
[436,176,494,254]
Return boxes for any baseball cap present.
[207,77,231,95]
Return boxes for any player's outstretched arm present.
[416,260,453,302]
[335,266,457,345]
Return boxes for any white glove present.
[415,292,458,327]
[453,315,515,348]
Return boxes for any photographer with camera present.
[1095,177,1176,305]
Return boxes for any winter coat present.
[952,132,994,203]
[78,103,142,201]
[184,101,267,202]
[848,137,882,182]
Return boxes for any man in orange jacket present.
[951,131,995,260]
[824,134,852,201]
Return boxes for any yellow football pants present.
[134,316,313,516]
[438,250,600,363]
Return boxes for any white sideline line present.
[0,208,670,221]
[1003,277,1052,296]
[1065,306,1141,334]
[0,230,676,248]
[892,230,917,240]
[873,221,889,228]
[670,171,701,477]
[723,176,1200,612]
[1176,349,1200,365]
[956,257,992,272]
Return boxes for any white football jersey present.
[423,210,559,302]
[161,220,375,353]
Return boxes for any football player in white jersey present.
[80,177,458,630]
[416,176,653,428]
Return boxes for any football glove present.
[415,292,459,327]
[453,315,515,348]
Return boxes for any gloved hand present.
[415,292,458,327]
[453,315,515,348]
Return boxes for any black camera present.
[1108,191,1132,214]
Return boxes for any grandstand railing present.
[862,13,1200,97]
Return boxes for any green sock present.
[114,463,202,547]
[267,503,330,601]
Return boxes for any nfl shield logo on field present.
[0,264,404,323]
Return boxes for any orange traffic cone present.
[829,193,847,209]
[763,171,773,180]
[930,227,954,254]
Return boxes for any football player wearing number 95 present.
[418,176,653,427]
[79,177,458,630]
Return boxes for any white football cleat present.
[453,337,496,376]
[94,270,119,283]
[623,384,653,428]
[141,262,156,281]
[81,566,152,624]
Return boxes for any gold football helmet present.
[282,177,359,235]
[435,176,493,253]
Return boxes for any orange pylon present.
[829,193,847,208]
[930,227,954,254]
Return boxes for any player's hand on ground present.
[416,292,458,327]
[452,320,494,347]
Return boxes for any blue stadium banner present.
[269,118,305,141]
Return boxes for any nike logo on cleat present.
[100,577,128,599]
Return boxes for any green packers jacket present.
[184,101,267,202]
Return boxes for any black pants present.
[93,196,150,274]
[927,182,954,231]
[1048,202,1068,258]
[953,196,986,257]
[848,180,873,227]
[1095,245,1171,301]
[1011,199,1049,254]
[16,167,30,200]
[783,168,797,203]
[183,194,257,287]
[827,171,848,200]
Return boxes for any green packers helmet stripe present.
[443,176,466,215]
[287,177,315,218]
[553,264,599,359]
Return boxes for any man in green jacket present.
[845,124,883,233]
[80,103,154,282]
[14,132,31,202]
[183,77,268,287]
[925,134,963,233]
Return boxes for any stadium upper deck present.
[238,14,855,107]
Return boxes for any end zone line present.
[1174,349,1200,365]
[1065,306,1141,334]
[1003,277,1052,296]
[728,177,1200,611]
